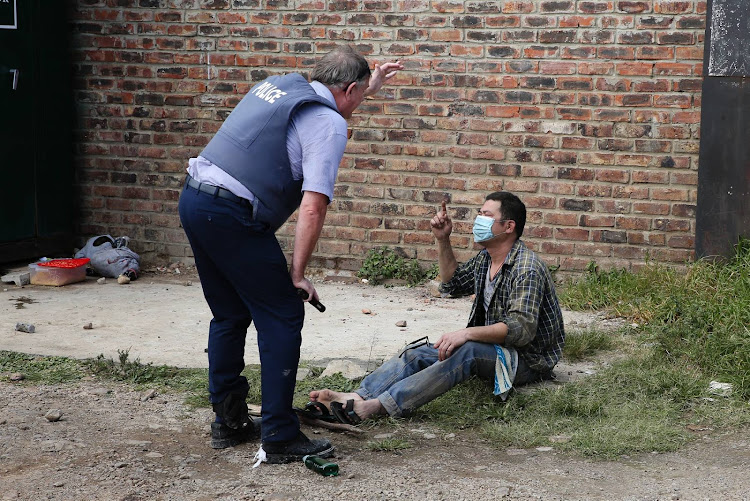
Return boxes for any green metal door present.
[0,0,73,262]
[0,0,34,243]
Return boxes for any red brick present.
[541,182,575,195]
[633,202,670,215]
[667,235,695,249]
[632,171,669,183]
[594,168,630,183]
[578,184,613,197]
[556,228,590,241]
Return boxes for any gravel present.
[1,381,750,500]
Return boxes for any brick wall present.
[69,0,705,274]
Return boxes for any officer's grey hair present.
[311,45,371,89]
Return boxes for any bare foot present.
[309,388,363,407]
[309,388,383,421]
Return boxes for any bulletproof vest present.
[200,73,339,232]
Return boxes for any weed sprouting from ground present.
[357,246,437,286]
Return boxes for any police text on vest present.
[252,82,288,104]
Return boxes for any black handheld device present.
[296,288,326,313]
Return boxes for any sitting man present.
[308,191,565,423]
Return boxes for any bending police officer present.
[178,46,402,464]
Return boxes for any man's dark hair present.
[486,191,526,238]
[311,45,371,89]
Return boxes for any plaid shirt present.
[440,240,565,373]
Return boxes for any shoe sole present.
[264,444,335,464]
[211,436,249,449]
[211,430,260,449]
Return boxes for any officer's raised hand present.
[365,60,404,97]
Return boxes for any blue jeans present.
[178,180,303,443]
[356,341,543,417]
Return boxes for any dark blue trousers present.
[178,180,303,443]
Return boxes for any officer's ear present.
[344,81,357,97]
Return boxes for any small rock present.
[362,309,372,315]
[373,433,394,440]
[708,381,733,397]
[145,452,163,458]
[535,446,554,452]
[114,462,128,468]
[179,473,191,480]
[83,323,93,330]
[44,409,63,422]
[423,433,437,439]
[320,359,366,380]
[296,368,311,381]
[117,275,131,284]
[445,433,456,439]
[14,323,35,333]
[184,281,192,286]
[1,272,31,286]
[549,434,572,443]
[52,482,64,488]
[97,277,106,284]
[346,473,356,479]
[9,372,25,381]
[395,320,407,327]
[141,389,158,401]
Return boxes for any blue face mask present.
[472,215,496,243]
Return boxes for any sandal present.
[330,399,362,425]
[294,401,337,423]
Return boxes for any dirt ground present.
[2,269,750,500]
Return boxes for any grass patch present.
[407,348,750,459]
[563,328,617,362]
[0,350,84,384]
[561,238,750,398]
[0,349,210,408]
[483,352,708,458]
[367,438,411,451]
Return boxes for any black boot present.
[262,432,334,464]
[211,393,260,449]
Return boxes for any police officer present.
[178,46,402,464]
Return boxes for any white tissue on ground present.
[252,446,267,468]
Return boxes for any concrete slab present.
[0,273,469,369]
[1,270,601,370]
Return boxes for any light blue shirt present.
[188,80,348,204]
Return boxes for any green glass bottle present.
[302,455,339,476]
